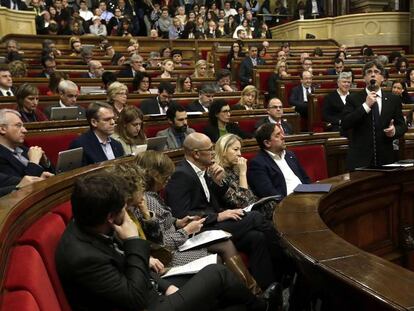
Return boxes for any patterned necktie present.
[371,102,380,166]
[277,122,285,135]
[6,91,12,96]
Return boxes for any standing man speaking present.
[341,60,407,170]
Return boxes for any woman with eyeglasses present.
[132,72,151,94]
[107,81,128,117]
[16,83,48,122]
[204,99,252,143]
[112,105,146,155]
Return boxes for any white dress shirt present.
[187,160,210,202]
[95,133,115,160]
[363,88,382,114]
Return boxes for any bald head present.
[183,132,214,169]
[184,132,211,152]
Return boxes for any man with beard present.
[140,82,176,115]
[156,104,195,150]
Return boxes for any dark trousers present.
[150,264,265,311]
[209,211,282,289]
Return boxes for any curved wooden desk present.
[275,168,414,310]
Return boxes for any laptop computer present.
[50,107,80,120]
[55,147,83,173]
[146,136,167,151]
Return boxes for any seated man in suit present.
[248,123,310,199]
[255,97,293,135]
[69,102,124,166]
[140,82,176,115]
[239,45,265,88]
[36,56,56,79]
[56,172,278,311]
[156,104,195,150]
[0,109,54,178]
[165,132,287,291]
[117,54,146,78]
[0,68,15,96]
[326,58,345,76]
[81,60,105,79]
[289,70,314,117]
[44,80,86,119]
[323,71,352,131]
[186,83,215,112]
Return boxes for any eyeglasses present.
[268,106,283,109]
[193,145,214,152]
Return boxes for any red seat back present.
[52,201,73,224]
[288,144,328,182]
[188,120,208,133]
[257,71,272,92]
[145,123,169,138]
[1,290,40,311]
[237,119,258,135]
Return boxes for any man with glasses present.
[156,104,195,150]
[0,109,54,178]
[289,70,314,117]
[140,82,176,115]
[82,60,105,79]
[69,102,124,166]
[187,83,216,112]
[118,54,145,78]
[341,60,407,170]
[255,97,292,135]
[44,80,86,119]
[323,71,352,131]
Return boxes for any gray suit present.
[156,127,195,150]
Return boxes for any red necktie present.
[277,122,284,135]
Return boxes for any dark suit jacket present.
[1,0,27,10]
[69,130,124,166]
[322,91,348,131]
[326,68,339,76]
[203,123,252,143]
[289,84,314,117]
[267,73,280,100]
[305,0,324,18]
[254,117,293,134]
[341,89,407,169]
[0,144,52,178]
[56,221,171,311]
[44,103,86,120]
[0,173,20,196]
[247,149,310,199]
[239,56,265,87]
[165,160,229,225]
[117,66,134,78]
[140,97,177,115]
[34,71,48,78]
[186,100,207,113]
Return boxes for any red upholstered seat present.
[52,201,73,224]
[18,214,71,311]
[310,95,326,133]
[242,151,257,162]
[25,133,81,166]
[257,71,272,92]
[1,290,40,311]
[238,119,258,135]
[226,98,239,107]
[5,245,62,311]
[188,120,208,133]
[37,85,50,96]
[288,144,328,182]
[145,123,169,138]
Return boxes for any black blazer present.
[239,56,265,87]
[0,144,53,178]
[254,117,293,134]
[0,172,21,196]
[56,221,171,311]
[289,84,314,117]
[267,73,280,100]
[322,91,348,131]
[186,100,207,113]
[117,66,134,78]
[247,149,310,199]
[341,89,407,169]
[68,130,124,166]
[203,123,252,143]
[140,97,177,115]
[1,0,27,9]
[165,160,228,225]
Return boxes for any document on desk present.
[178,230,232,251]
[293,184,332,193]
[243,195,282,212]
[162,254,218,278]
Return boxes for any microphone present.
[368,79,377,92]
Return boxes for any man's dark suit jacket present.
[165,160,228,225]
[69,130,124,166]
[186,100,207,112]
[239,56,265,87]
[56,221,171,311]
[323,90,348,132]
[117,66,134,78]
[34,71,48,78]
[326,68,339,76]
[305,0,324,18]
[254,117,293,134]
[0,144,52,178]
[140,97,177,115]
[247,149,310,199]
[289,84,314,117]
[341,89,407,170]
[44,103,86,120]
[1,0,27,10]
[0,173,20,196]
[203,123,252,143]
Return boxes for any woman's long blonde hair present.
[214,134,242,168]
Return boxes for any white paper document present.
[162,254,218,278]
[178,230,232,252]
[243,195,281,212]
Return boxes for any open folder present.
[178,230,232,252]
[162,254,218,278]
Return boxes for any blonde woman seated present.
[132,150,262,294]
[112,106,147,155]
[268,60,289,99]
[215,134,276,220]
[232,85,258,110]
[107,81,128,117]
[159,59,175,79]
[191,59,213,78]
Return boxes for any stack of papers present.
[162,254,218,278]
[178,230,232,251]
